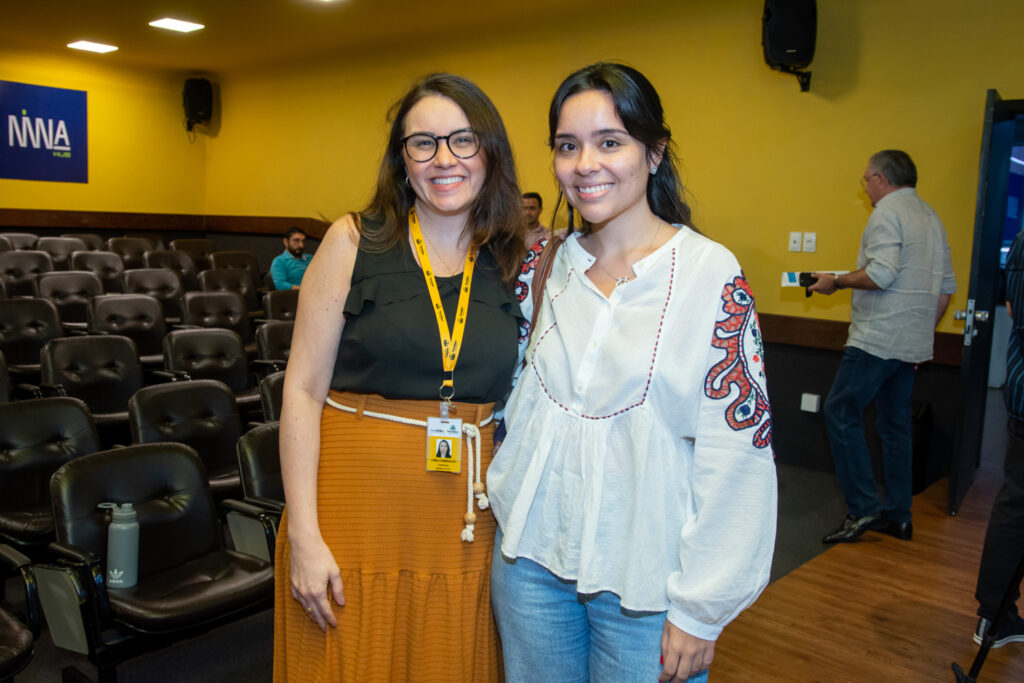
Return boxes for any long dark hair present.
[363,73,525,283]
[547,62,694,234]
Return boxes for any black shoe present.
[974,614,1024,648]
[822,513,883,544]
[875,518,912,540]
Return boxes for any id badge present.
[426,417,462,473]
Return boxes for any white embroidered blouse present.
[487,226,777,641]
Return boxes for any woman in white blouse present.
[487,63,778,683]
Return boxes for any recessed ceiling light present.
[149,18,205,33]
[67,40,118,54]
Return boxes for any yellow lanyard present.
[408,208,476,403]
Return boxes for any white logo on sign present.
[7,110,72,157]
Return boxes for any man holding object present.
[809,150,956,544]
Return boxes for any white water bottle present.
[99,502,139,589]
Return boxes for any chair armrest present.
[221,499,278,563]
[151,369,189,382]
[48,541,111,620]
[245,496,285,515]
[0,544,42,638]
[251,359,286,373]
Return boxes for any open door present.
[949,90,1024,514]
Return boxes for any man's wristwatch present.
[834,273,846,290]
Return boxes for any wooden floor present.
[714,463,1024,681]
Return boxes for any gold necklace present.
[591,223,662,287]
[419,227,464,276]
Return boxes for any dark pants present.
[975,417,1024,619]
[824,347,916,522]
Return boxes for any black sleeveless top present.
[331,215,523,403]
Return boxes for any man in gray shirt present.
[809,149,956,544]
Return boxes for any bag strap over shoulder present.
[529,233,566,336]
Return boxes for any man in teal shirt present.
[271,227,312,290]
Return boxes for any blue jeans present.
[491,533,709,683]
[824,346,916,521]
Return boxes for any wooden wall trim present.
[0,208,331,239]
[760,312,962,367]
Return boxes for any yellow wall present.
[0,48,209,214]
[4,0,1024,333]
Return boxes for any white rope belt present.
[325,397,493,543]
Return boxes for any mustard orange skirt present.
[273,392,501,682]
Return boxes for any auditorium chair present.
[225,421,284,560]
[87,294,166,369]
[127,232,166,250]
[60,233,104,251]
[105,237,152,270]
[0,233,37,251]
[210,250,264,293]
[258,370,285,423]
[0,397,100,552]
[256,319,293,366]
[170,238,215,271]
[143,249,200,291]
[180,291,255,352]
[34,270,103,331]
[34,442,274,683]
[39,335,142,448]
[0,236,12,253]
[199,267,261,318]
[35,236,86,270]
[128,379,245,501]
[122,268,184,323]
[0,351,9,404]
[0,544,41,683]
[262,288,300,321]
[70,251,125,293]
[161,328,274,419]
[0,250,53,297]
[0,297,62,382]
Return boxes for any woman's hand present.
[289,536,345,632]
[659,620,714,682]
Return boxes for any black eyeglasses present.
[401,129,480,162]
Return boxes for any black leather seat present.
[256,319,293,365]
[181,291,254,350]
[122,268,184,323]
[34,270,103,330]
[35,236,87,271]
[105,237,153,270]
[70,250,125,293]
[162,328,269,417]
[127,232,166,250]
[0,350,10,404]
[61,233,105,251]
[0,397,99,551]
[262,288,300,320]
[237,422,283,504]
[0,233,37,251]
[210,251,263,291]
[40,335,142,448]
[0,298,62,380]
[170,238,215,271]
[0,251,53,297]
[0,236,11,253]
[0,544,40,683]
[199,267,261,319]
[128,379,245,501]
[258,371,285,423]
[39,442,273,681]
[143,249,200,291]
[87,294,166,368]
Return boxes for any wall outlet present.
[788,232,802,252]
[802,232,817,252]
[800,393,821,413]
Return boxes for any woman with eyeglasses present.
[274,73,528,682]
[487,62,778,683]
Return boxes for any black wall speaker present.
[762,0,816,69]
[183,78,213,130]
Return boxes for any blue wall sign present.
[1,80,88,183]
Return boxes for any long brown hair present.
[363,73,525,284]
